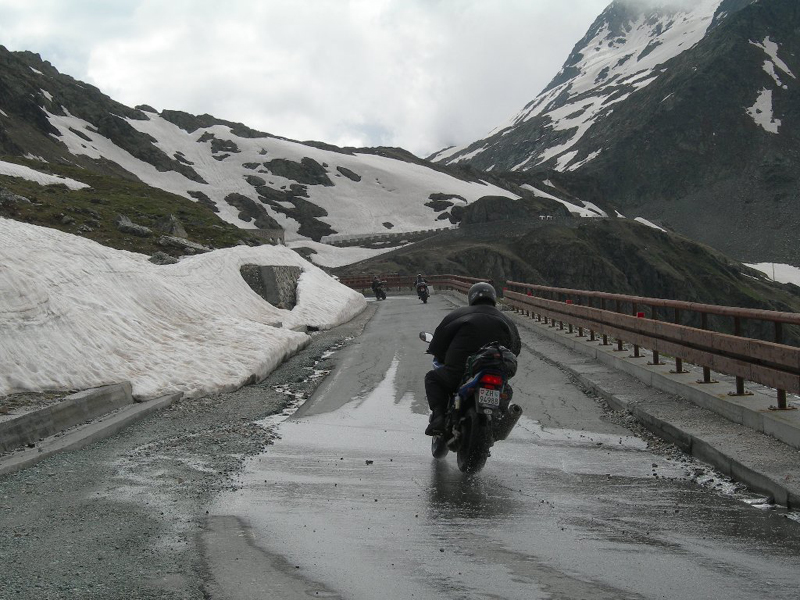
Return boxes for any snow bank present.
[0,160,89,190]
[0,218,366,400]
[746,263,800,287]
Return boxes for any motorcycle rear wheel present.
[456,408,490,474]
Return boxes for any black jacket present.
[428,303,521,372]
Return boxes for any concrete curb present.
[511,312,800,509]
[0,382,134,453]
[0,392,182,477]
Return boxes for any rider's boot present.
[425,410,445,436]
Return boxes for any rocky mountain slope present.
[431,0,799,266]
[335,196,800,341]
[0,45,556,246]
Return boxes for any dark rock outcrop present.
[115,214,152,237]
[264,158,333,187]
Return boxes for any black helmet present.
[468,282,497,306]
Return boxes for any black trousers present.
[424,366,463,413]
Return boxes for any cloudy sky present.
[0,0,612,157]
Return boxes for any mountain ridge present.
[429,0,799,265]
[1,45,555,245]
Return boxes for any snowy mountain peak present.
[431,0,754,172]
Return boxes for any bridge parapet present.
[503,282,800,411]
[340,273,800,411]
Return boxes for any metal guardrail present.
[503,282,800,410]
[338,275,800,410]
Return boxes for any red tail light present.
[479,373,504,387]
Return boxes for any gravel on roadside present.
[0,304,376,600]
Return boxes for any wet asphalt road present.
[204,293,800,600]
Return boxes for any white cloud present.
[0,0,610,157]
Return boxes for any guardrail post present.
[633,310,643,357]
[729,376,753,397]
[670,309,687,373]
[565,299,573,333]
[698,367,717,385]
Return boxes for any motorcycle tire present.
[422,296,428,304]
[456,408,491,474]
[431,434,449,459]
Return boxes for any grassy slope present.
[0,157,267,255]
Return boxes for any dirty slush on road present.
[0,305,374,599]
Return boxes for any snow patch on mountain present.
[0,159,89,190]
[746,89,780,133]
[43,109,518,242]
[746,263,800,286]
[635,217,667,231]
[750,36,796,88]
[435,0,726,171]
[521,183,606,217]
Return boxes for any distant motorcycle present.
[374,280,387,301]
[416,282,430,303]
[420,332,523,473]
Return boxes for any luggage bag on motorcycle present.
[464,342,517,378]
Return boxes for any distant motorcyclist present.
[424,282,521,435]
[414,274,430,302]
[371,275,386,300]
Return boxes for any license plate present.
[478,387,500,407]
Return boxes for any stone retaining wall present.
[240,265,302,309]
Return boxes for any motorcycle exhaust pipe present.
[493,403,523,441]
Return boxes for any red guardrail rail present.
[503,282,800,410]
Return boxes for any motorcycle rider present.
[424,282,521,436]
[414,273,429,300]
[371,275,385,300]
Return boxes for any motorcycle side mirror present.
[419,331,433,343]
